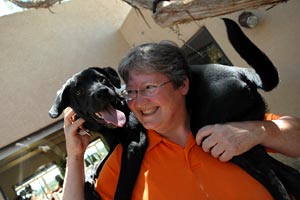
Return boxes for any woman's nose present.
[134,92,149,107]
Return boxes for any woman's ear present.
[180,77,189,95]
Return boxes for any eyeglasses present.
[122,80,172,101]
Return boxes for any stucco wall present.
[1,0,299,149]
[0,0,131,148]
[120,0,300,117]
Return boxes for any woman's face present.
[126,70,189,134]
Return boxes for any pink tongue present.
[99,105,126,127]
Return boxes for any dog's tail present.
[222,18,279,91]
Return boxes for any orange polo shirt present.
[96,114,278,200]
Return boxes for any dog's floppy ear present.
[90,67,121,88]
[102,67,121,89]
[49,82,70,118]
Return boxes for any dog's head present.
[49,67,127,130]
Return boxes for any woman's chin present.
[141,121,157,130]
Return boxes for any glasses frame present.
[122,80,172,101]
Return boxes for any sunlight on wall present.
[0,0,72,17]
[0,0,25,16]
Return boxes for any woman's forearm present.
[62,107,91,200]
[195,115,300,162]
[261,115,300,157]
[62,155,86,200]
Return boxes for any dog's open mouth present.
[92,104,126,128]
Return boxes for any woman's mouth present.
[141,107,158,115]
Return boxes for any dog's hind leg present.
[232,146,291,200]
[268,156,300,199]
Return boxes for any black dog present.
[49,19,300,199]
[187,19,300,200]
[49,67,148,200]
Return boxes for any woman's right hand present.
[63,107,91,158]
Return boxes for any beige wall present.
[120,0,300,117]
[0,0,299,149]
[0,0,131,148]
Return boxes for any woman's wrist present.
[259,116,300,156]
[256,120,278,146]
[67,154,85,166]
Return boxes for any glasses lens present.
[125,90,136,100]
[124,81,170,100]
[143,85,158,96]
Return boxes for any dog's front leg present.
[114,130,148,200]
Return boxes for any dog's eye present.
[75,89,83,96]
[97,77,106,84]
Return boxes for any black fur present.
[49,18,300,199]
[187,18,300,200]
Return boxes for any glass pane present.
[181,26,232,65]
[0,121,108,199]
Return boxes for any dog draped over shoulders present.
[49,18,300,200]
[187,19,300,200]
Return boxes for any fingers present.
[203,140,234,162]
[195,125,213,146]
[210,143,225,159]
[64,107,75,127]
[196,124,234,162]
[63,107,91,157]
[63,107,85,136]
[219,151,233,162]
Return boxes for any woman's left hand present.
[195,122,265,162]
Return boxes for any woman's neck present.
[159,114,191,147]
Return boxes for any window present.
[181,27,232,65]
[0,119,108,200]
[14,163,63,200]
[84,139,108,180]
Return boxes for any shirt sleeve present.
[264,113,281,120]
[264,113,281,153]
[95,144,122,200]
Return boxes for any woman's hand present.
[195,122,266,162]
[196,116,300,162]
[62,108,90,200]
[64,107,91,158]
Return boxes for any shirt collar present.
[147,129,196,151]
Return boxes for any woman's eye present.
[145,85,157,90]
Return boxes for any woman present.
[62,42,300,200]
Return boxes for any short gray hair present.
[118,42,190,89]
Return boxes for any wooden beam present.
[9,0,62,9]
[122,0,289,27]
